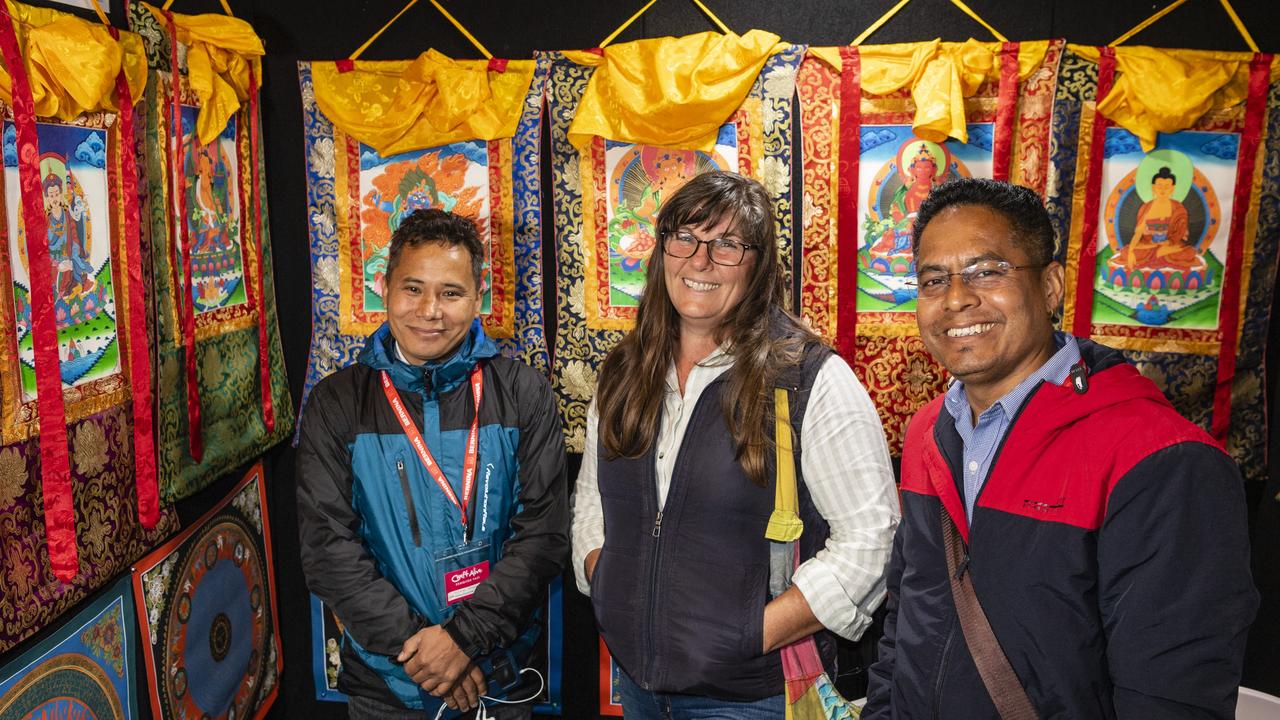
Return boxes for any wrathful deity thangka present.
[603,135,735,308]
[177,106,247,316]
[5,121,120,399]
[356,140,493,314]
[857,129,984,312]
[1097,129,1230,329]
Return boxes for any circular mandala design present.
[209,612,233,662]
[0,655,124,719]
[160,517,272,720]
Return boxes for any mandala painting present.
[0,576,139,719]
[132,462,281,720]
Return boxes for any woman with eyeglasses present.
[570,171,899,718]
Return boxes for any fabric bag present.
[767,388,862,720]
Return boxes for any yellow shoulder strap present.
[765,388,804,542]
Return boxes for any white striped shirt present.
[570,350,900,641]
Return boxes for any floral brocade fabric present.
[1046,47,1280,483]
[544,46,804,452]
[0,404,177,653]
[130,4,294,500]
[295,57,550,434]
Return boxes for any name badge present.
[444,561,490,605]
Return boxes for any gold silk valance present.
[142,2,263,146]
[567,29,787,152]
[810,39,1049,144]
[0,0,146,121]
[1072,45,1280,151]
[310,50,535,156]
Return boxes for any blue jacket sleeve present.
[862,522,905,718]
[1100,441,1258,719]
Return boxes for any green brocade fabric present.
[131,5,293,500]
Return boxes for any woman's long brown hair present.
[595,171,820,485]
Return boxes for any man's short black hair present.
[385,208,485,289]
[911,178,1056,266]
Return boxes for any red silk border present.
[1211,53,1272,442]
[1071,46,1115,338]
[109,27,159,529]
[165,10,203,461]
[248,67,274,433]
[835,47,861,363]
[0,3,78,579]
[992,42,1021,182]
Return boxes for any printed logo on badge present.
[444,561,490,605]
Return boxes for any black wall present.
[12,1,1280,717]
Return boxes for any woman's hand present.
[584,548,601,583]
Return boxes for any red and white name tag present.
[444,561,490,605]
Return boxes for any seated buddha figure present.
[1122,166,1201,273]
[870,144,938,257]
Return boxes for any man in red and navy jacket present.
[863,178,1258,719]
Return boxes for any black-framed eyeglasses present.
[907,260,1049,299]
[662,230,760,267]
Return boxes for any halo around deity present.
[1135,149,1195,203]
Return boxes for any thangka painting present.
[0,576,139,719]
[296,58,550,434]
[132,461,282,720]
[0,110,177,653]
[797,41,1064,453]
[309,594,346,702]
[309,581,565,713]
[597,636,623,717]
[130,4,293,501]
[1047,46,1280,483]
[543,45,804,451]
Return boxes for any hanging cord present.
[430,668,547,720]
[599,0,731,49]
[851,0,1007,45]
[162,0,235,15]
[350,0,492,60]
[1111,0,1258,52]
[88,0,110,25]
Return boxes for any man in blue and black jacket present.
[298,208,568,719]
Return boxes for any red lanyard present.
[380,366,484,535]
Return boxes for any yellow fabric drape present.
[311,51,536,156]
[567,30,787,152]
[1072,45,1280,151]
[810,39,1049,144]
[0,0,146,121]
[142,2,264,146]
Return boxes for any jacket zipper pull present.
[652,511,663,538]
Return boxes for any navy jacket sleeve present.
[1099,441,1258,719]
[296,376,425,656]
[862,522,905,718]
[443,365,569,658]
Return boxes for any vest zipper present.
[396,459,422,547]
[652,511,663,537]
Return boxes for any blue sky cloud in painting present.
[74,132,107,169]
[860,128,898,154]
[3,124,15,167]
[1103,130,1143,158]
[1199,134,1238,160]
[966,124,993,151]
